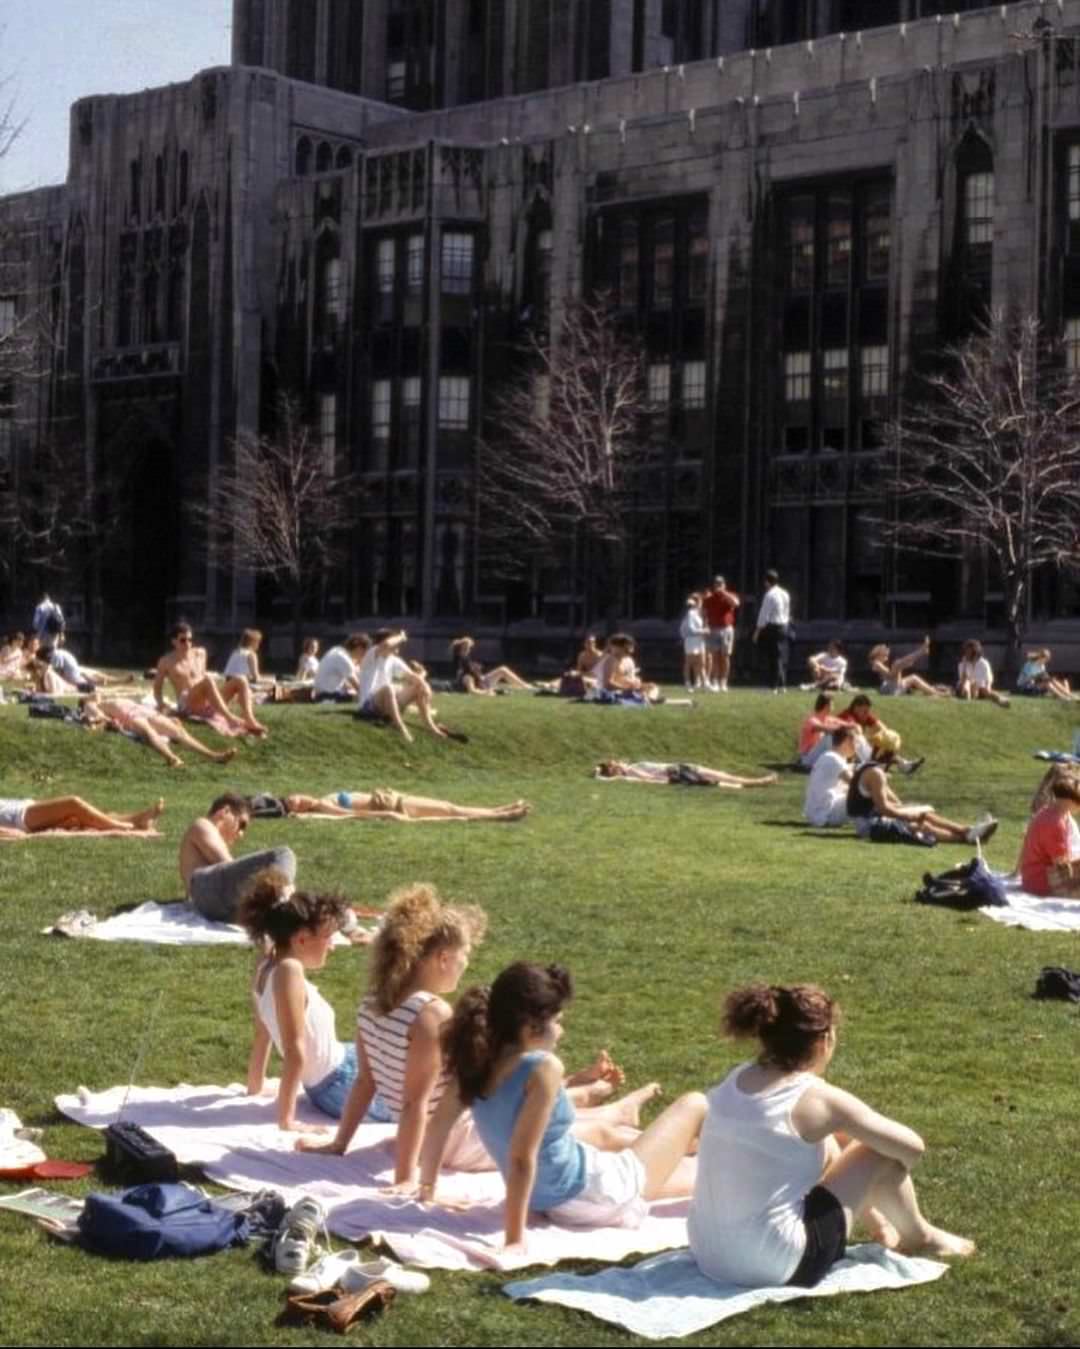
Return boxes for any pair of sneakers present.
[272,1197,429,1295]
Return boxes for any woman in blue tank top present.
[418,962,705,1256]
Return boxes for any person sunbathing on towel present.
[284,791,529,822]
[594,761,778,788]
[688,982,974,1291]
[300,892,650,1192]
[153,622,267,738]
[80,691,238,768]
[417,961,702,1253]
[1019,773,1080,899]
[179,792,296,923]
[0,794,165,840]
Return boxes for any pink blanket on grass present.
[55,1082,690,1272]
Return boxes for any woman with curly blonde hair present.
[300,885,659,1187]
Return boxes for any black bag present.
[28,698,71,721]
[247,793,288,819]
[1033,966,1080,1002]
[103,1121,179,1184]
[914,857,1007,909]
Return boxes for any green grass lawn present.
[1,687,1079,1346]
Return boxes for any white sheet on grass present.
[55,1082,690,1272]
[42,902,360,946]
[979,876,1080,932]
[504,1245,948,1339]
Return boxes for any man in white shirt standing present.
[752,569,792,693]
[356,629,452,743]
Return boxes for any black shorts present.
[787,1185,847,1288]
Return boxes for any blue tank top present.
[469,1050,587,1212]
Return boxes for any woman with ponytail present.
[689,983,974,1289]
[418,962,705,1253]
[241,870,360,1131]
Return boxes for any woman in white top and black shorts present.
[689,983,974,1288]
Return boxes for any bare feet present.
[612,1082,662,1129]
[132,799,166,830]
[214,747,239,764]
[905,1225,976,1259]
[496,801,530,820]
[865,1211,901,1250]
[165,756,184,769]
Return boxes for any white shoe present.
[339,1256,430,1295]
[718,682,729,693]
[708,682,720,693]
[966,817,999,845]
[272,1196,326,1276]
[289,1248,364,1294]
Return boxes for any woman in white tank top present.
[240,872,361,1131]
[690,983,974,1289]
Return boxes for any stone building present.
[2,0,1080,655]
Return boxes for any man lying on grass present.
[594,761,778,788]
[0,794,164,839]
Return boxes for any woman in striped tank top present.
[299,887,663,1188]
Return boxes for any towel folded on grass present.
[504,1245,948,1339]
[55,1082,689,1271]
[41,901,355,946]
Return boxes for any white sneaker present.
[708,682,720,693]
[966,817,999,845]
[272,1196,326,1276]
[289,1248,364,1294]
[339,1256,430,1295]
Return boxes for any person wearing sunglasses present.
[153,623,268,738]
[179,792,296,923]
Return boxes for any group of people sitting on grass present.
[236,869,973,1278]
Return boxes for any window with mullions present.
[682,360,706,410]
[375,240,395,295]
[438,375,470,430]
[964,172,994,248]
[687,209,708,304]
[861,345,889,397]
[784,351,811,403]
[863,187,891,282]
[787,198,815,290]
[406,235,425,293]
[822,348,848,400]
[441,233,473,296]
[323,257,344,327]
[825,194,852,289]
[370,380,391,471]
[401,376,422,466]
[652,217,675,310]
[648,362,671,408]
[319,394,337,473]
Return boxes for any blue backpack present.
[77,1183,250,1260]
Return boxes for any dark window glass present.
[787,197,814,290]
[652,216,675,309]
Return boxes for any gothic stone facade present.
[3,0,1080,653]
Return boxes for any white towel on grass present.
[54,1082,689,1271]
[504,1245,948,1339]
[979,876,1080,932]
[42,902,355,946]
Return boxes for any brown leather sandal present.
[278,1280,397,1334]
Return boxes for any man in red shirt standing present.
[700,576,740,692]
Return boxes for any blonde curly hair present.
[369,883,488,1015]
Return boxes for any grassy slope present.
[1,689,1079,1346]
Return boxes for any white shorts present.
[547,1144,648,1230]
[0,799,32,832]
[683,638,706,656]
[715,628,735,654]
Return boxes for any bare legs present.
[481,666,534,692]
[287,793,528,822]
[186,676,265,736]
[696,767,780,789]
[375,677,445,743]
[819,1141,975,1259]
[24,796,166,834]
[222,676,270,734]
[631,1091,707,1201]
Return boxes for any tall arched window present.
[295,138,312,176]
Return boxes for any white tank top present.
[689,1063,826,1286]
[357,990,447,1121]
[255,962,343,1086]
[224,649,252,679]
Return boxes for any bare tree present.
[195,395,356,644]
[880,312,1080,660]
[476,296,654,628]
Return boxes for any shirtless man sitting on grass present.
[154,623,267,738]
[179,792,296,923]
[284,790,528,822]
[0,795,164,840]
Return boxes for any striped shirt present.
[357,990,447,1120]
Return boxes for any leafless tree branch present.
[877,311,1080,651]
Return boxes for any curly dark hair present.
[237,868,349,950]
[723,982,837,1071]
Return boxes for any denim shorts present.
[304,1044,392,1122]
